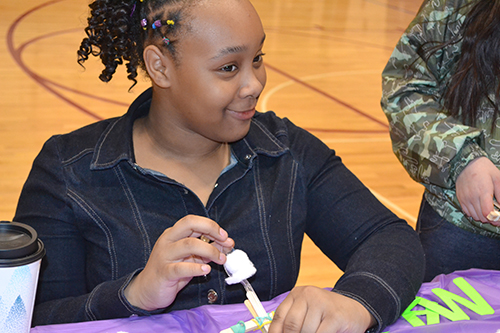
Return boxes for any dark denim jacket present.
[15,88,424,331]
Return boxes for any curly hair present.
[77,0,190,88]
[420,0,500,131]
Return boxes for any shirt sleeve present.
[381,0,487,189]
[284,119,425,332]
[310,154,424,332]
[14,137,159,325]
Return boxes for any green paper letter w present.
[401,277,494,327]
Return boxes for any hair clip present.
[162,37,170,45]
[152,20,162,29]
[152,19,175,29]
[130,3,136,17]
[141,18,147,30]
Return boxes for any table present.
[31,269,500,333]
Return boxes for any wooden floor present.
[0,0,424,288]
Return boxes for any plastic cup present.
[0,221,45,333]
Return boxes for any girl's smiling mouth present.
[227,108,255,120]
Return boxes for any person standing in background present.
[382,0,500,282]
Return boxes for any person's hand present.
[124,215,234,311]
[456,156,500,225]
[269,286,376,333]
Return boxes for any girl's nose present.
[239,67,266,99]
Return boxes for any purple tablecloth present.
[31,269,500,333]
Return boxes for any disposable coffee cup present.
[0,221,45,333]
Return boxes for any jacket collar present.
[91,88,288,170]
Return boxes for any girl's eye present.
[253,53,265,63]
[220,64,238,72]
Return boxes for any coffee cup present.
[0,221,45,332]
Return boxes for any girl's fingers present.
[164,261,212,281]
[277,299,308,333]
[480,194,494,222]
[164,215,229,243]
[166,236,227,265]
[211,237,235,254]
[269,295,292,333]
[472,197,484,222]
[198,234,235,249]
[461,203,470,218]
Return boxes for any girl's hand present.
[456,157,500,225]
[269,286,376,333]
[124,215,234,311]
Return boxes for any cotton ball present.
[224,249,257,285]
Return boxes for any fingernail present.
[219,253,225,261]
[219,228,227,238]
[201,265,211,273]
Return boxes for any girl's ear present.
[143,45,172,88]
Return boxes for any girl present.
[16,0,424,332]
[382,0,500,282]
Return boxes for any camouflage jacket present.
[381,0,500,238]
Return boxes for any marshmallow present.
[224,249,257,285]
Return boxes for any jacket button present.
[207,289,218,304]
[245,154,252,160]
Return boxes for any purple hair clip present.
[152,20,162,29]
[141,19,147,30]
[130,3,136,17]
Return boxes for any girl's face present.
[162,0,267,144]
